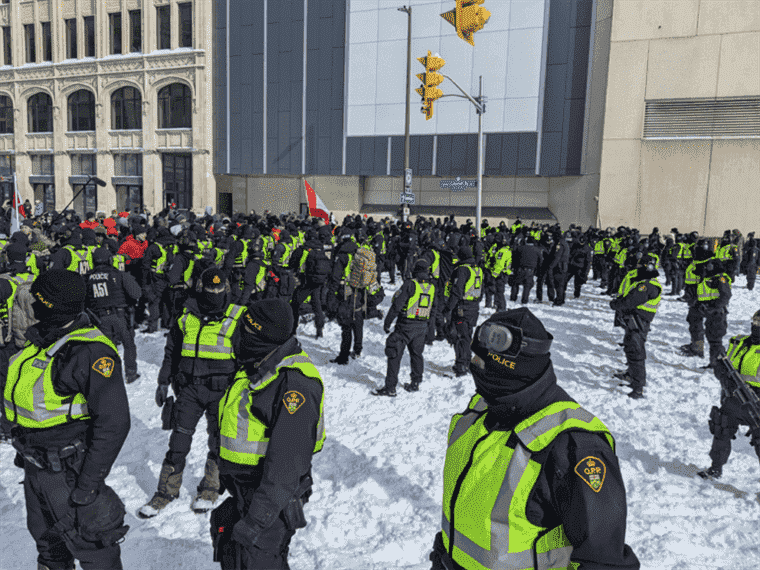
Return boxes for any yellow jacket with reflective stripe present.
[622,276,662,313]
[727,335,760,389]
[64,245,91,275]
[4,327,117,429]
[178,304,245,360]
[218,350,326,465]
[404,279,435,320]
[697,273,731,302]
[442,394,613,570]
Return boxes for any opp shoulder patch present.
[720,277,727,283]
[283,390,305,415]
[638,284,647,291]
[92,356,115,378]
[574,456,606,492]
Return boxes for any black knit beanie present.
[30,269,87,319]
[6,242,27,263]
[470,308,552,399]
[244,299,294,344]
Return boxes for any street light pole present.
[476,75,483,233]
[398,6,412,171]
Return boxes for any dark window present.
[41,22,51,61]
[65,19,77,59]
[73,183,98,215]
[0,95,12,134]
[157,5,170,50]
[67,90,95,131]
[3,27,10,66]
[31,154,53,174]
[34,183,55,213]
[114,153,143,176]
[116,185,143,212]
[158,83,191,128]
[162,153,192,209]
[129,10,141,52]
[24,24,35,63]
[0,155,13,206]
[109,13,122,54]
[28,93,52,133]
[111,87,142,130]
[84,16,95,57]
[179,3,192,48]
[71,153,96,175]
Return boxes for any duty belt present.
[97,307,125,317]
[12,439,85,472]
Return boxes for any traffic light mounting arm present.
[441,73,485,114]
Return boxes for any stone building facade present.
[0,0,213,217]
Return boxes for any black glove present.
[231,517,265,549]
[155,384,169,407]
[70,487,98,507]
[383,322,391,334]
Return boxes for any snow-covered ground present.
[2,273,760,569]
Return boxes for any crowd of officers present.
[0,203,758,570]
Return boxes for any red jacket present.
[79,220,99,230]
[117,235,149,264]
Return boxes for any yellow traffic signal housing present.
[416,51,446,120]
[441,0,491,46]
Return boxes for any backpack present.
[348,248,377,289]
[307,248,332,285]
[4,275,38,349]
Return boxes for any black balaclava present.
[196,267,229,315]
[752,310,760,344]
[470,308,552,401]
[239,299,294,363]
[31,269,86,331]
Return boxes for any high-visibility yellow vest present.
[697,273,731,302]
[442,395,613,570]
[463,265,483,301]
[218,350,326,466]
[64,245,90,275]
[25,254,40,276]
[618,268,638,297]
[490,246,512,277]
[404,280,435,320]
[4,327,117,429]
[279,242,293,267]
[178,304,245,360]
[151,244,168,274]
[622,277,661,313]
[685,259,709,286]
[727,335,760,389]
[113,254,127,272]
[234,240,249,268]
[430,250,441,279]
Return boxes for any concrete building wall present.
[0,0,213,216]
[598,0,760,234]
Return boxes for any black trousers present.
[21,447,123,570]
[97,311,137,377]
[452,303,479,371]
[165,382,226,473]
[0,342,17,438]
[709,393,760,468]
[291,283,325,334]
[747,266,758,290]
[552,268,568,304]
[510,268,535,304]
[144,278,168,329]
[384,322,429,390]
[687,305,704,344]
[623,319,650,388]
[566,268,587,298]
[217,474,297,570]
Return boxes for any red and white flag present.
[10,173,23,234]
[304,180,330,223]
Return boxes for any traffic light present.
[441,0,491,46]
[416,51,446,120]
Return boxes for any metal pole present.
[400,6,412,170]
[476,75,483,233]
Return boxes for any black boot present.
[372,386,397,397]
[697,465,722,480]
[403,380,420,392]
[330,356,349,365]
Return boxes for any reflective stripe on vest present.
[26,254,40,276]
[4,327,116,429]
[65,245,90,275]
[183,258,195,287]
[152,244,168,274]
[623,277,661,313]
[697,274,731,302]
[618,269,638,297]
[255,264,268,292]
[442,395,613,570]
[464,265,483,301]
[431,250,441,279]
[727,335,760,389]
[234,240,249,268]
[405,280,435,319]
[685,260,708,286]
[218,351,326,465]
[279,242,292,267]
[178,304,245,359]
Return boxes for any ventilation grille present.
[643,97,760,139]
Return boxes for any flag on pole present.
[304,180,330,223]
[10,172,22,234]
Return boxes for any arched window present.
[27,92,52,133]
[67,89,95,132]
[157,83,191,128]
[0,95,13,134]
[111,86,142,130]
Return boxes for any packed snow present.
[2,274,760,569]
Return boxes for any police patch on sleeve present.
[574,456,606,492]
[638,284,647,292]
[283,391,305,415]
[92,357,115,378]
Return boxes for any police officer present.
[49,227,91,276]
[373,259,436,397]
[745,237,759,291]
[329,230,364,365]
[85,247,143,384]
[290,230,330,338]
[483,232,511,312]
[429,308,639,570]
[700,259,733,369]
[566,233,593,299]
[5,270,130,570]
[698,311,760,480]
[509,235,542,304]
[610,254,662,399]
[213,299,324,569]
[679,240,713,359]
[445,246,482,377]
[139,267,246,518]
[141,226,175,332]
